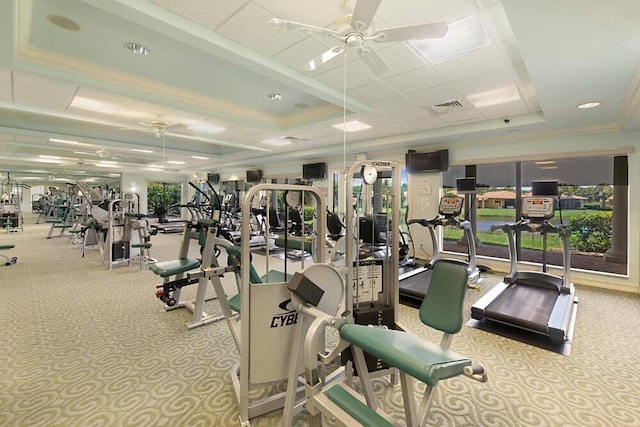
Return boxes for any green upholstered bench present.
[0,244,15,250]
[326,385,393,427]
[339,325,471,387]
[150,258,200,277]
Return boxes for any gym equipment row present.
[197,162,487,426]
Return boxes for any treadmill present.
[399,195,481,307]
[471,195,578,344]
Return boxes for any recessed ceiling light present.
[124,42,150,55]
[166,160,185,165]
[47,15,80,31]
[188,123,225,134]
[108,173,120,177]
[261,138,292,146]
[409,14,491,64]
[539,166,558,170]
[39,155,61,159]
[577,101,601,109]
[332,120,372,132]
[190,156,210,160]
[535,160,556,165]
[97,160,118,164]
[267,93,282,101]
[130,148,154,153]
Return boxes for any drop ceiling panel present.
[408,84,461,107]
[371,96,420,114]
[431,45,507,83]
[376,44,428,77]
[273,38,327,70]
[383,66,447,95]
[217,2,303,56]
[152,0,250,30]
[349,81,400,104]
[376,0,478,28]
[315,58,379,91]
[254,0,347,27]
[478,2,515,43]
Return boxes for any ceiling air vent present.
[428,99,464,114]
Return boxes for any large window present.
[442,155,627,275]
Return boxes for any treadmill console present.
[438,196,464,217]
[522,196,555,220]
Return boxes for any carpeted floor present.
[1,216,639,426]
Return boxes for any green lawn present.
[443,228,563,251]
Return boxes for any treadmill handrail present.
[490,219,572,290]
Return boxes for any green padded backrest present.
[225,245,262,284]
[419,260,469,335]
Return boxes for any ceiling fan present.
[269,0,448,75]
[138,119,185,138]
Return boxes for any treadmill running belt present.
[399,269,432,299]
[484,283,558,334]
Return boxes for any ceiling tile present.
[452,68,515,95]
[408,84,462,107]
[152,0,250,30]
[431,45,507,82]
[478,2,514,43]
[273,38,328,71]
[218,2,304,56]
[349,81,400,104]
[383,66,447,96]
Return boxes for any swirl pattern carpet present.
[0,218,638,426]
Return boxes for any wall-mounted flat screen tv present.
[405,149,449,173]
[246,169,263,183]
[302,162,327,180]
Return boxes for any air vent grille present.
[429,99,464,114]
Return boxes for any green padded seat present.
[227,270,293,314]
[0,244,15,250]
[124,212,146,219]
[274,236,313,253]
[149,258,200,277]
[228,293,241,313]
[131,243,152,249]
[339,324,470,387]
[225,244,292,314]
[326,385,393,427]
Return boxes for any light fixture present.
[467,85,521,108]
[166,160,185,165]
[188,123,226,134]
[332,120,372,133]
[70,96,120,114]
[409,14,491,64]
[535,160,556,165]
[539,166,558,170]
[130,148,154,153]
[39,155,61,159]
[267,93,282,101]
[577,101,601,109]
[190,156,210,160]
[49,138,79,145]
[108,173,120,177]
[124,42,150,55]
[261,138,292,147]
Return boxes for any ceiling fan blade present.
[301,46,346,72]
[360,46,390,75]
[269,18,342,40]
[371,22,448,42]
[351,0,382,32]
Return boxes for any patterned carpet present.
[1,217,639,426]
